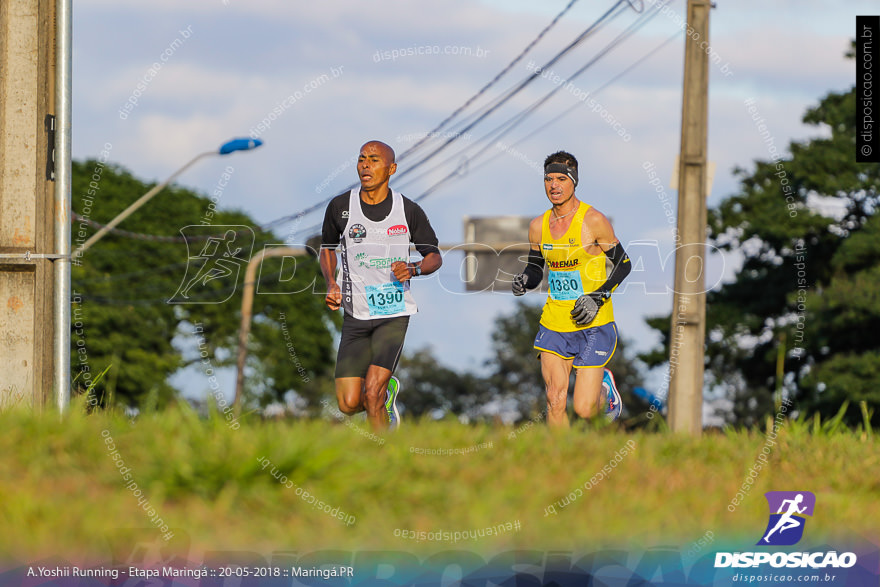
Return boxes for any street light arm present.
[72,150,216,258]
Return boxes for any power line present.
[391,0,637,185]
[230,0,639,234]
[396,0,584,163]
[73,260,190,284]
[466,0,669,157]
[72,213,262,243]
[506,28,681,150]
[402,1,672,200]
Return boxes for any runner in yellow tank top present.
[512,151,632,428]
[538,201,615,332]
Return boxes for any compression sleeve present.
[522,248,545,289]
[597,241,631,294]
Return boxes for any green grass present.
[0,403,876,563]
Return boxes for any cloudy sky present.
[72,0,866,397]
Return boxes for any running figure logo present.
[758,491,816,546]
[168,225,254,304]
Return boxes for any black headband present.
[544,162,578,187]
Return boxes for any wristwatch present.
[412,264,422,277]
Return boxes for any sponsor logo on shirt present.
[548,259,579,269]
[387,224,408,237]
[348,224,367,243]
[360,256,407,269]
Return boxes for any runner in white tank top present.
[320,141,443,431]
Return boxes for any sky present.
[71,0,866,403]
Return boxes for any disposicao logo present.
[714,491,858,570]
[758,491,814,546]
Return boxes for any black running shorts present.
[335,313,410,378]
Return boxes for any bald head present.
[361,140,396,163]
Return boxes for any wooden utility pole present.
[0,0,58,410]
[668,0,711,435]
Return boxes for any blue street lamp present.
[219,138,262,155]
[72,138,263,258]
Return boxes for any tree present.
[643,47,880,427]
[71,160,337,409]
[798,212,880,422]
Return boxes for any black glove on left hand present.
[570,290,610,326]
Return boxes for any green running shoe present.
[386,376,402,429]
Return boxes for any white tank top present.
[340,189,418,320]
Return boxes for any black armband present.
[597,241,631,294]
[522,248,546,289]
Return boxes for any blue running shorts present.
[533,322,618,368]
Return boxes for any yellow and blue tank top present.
[539,202,614,332]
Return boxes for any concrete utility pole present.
[0,0,59,410]
[668,0,711,435]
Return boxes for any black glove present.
[512,274,527,296]
[570,290,610,325]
